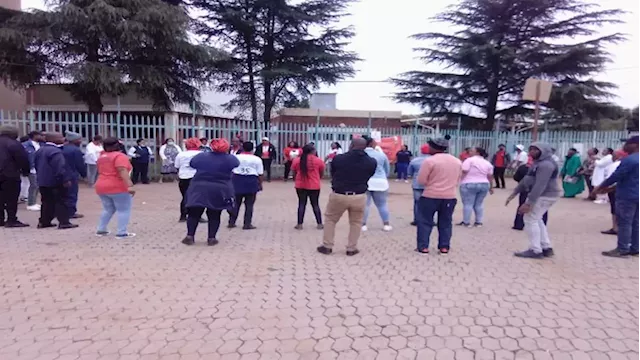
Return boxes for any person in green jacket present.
[560,148,585,198]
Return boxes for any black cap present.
[624,135,639,145]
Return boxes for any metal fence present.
[1,109,632,176]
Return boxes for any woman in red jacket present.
[291,144,325,229]
[283,141,300,181]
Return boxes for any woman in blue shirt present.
[181,139,239,246]
[395,145,412,182]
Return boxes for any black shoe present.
[630,251,639,257]
[514,249,544,259]
[294,224,303,230]
[410,221,416,226]
[602,249,630,258]
[542,248,554,257]
[600,229,617,235]
[71,214,84,219]
[317,245,332,255]
[316,224,324,230]
[511,226,524,231]
[199,218,208,223]
[207,238,219,246]
[58,223,79,229]
[181,236,195,245]
[37,223,57,229]
[227,223,237,229]
[242,225,256,230]
[5,221,29,228]
[346,249,360,256]
[179,217,187,223]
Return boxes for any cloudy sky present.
[21,0,640,115]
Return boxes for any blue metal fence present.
[1,110,631,176]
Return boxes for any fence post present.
[456,116,462,156]
[367,112,372,135]
[315,109,320,145]
[412,118,418,154]
[116,95,121,139]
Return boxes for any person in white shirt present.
[592,147,613,204]
[361,136,393,232]
[511,144,528,169]
[229,141,264,229]
[84,135,104,187]
[159,138,182,183]
[174,137,203,222]
[21,131,44,210]
[127,138,154,184]
[600,149,627,236]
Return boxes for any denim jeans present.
[97,193,132,236]
[27,173,39,205]
[416,197,457,250]
[86,164,98,186]
[459,182,490,224]
[412,189,423,223]
[615,198,639,252]
[362,190,390,225]
[396,163,409,180]
[523,196,557,253]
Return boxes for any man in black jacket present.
[317,138,377,256]
[0,125,31,227]
[254,137,277,182]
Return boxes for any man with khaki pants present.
[317,138,377,256]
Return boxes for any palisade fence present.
[0,109,631,177]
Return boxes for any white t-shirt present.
[30,140,41,174]
[84,142,103,165]
[514,151,528,164]
[174,150,201,179]
[233,153,264,176]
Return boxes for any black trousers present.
[262,159,272,181]
[493,167,506,189]
[39,185,71,226]
[187,207,222,239]
[284,161,292,180]
[0,178,21,224]
[296,188,322,225]
[131,161,149,184]
[178,178,192,218]
[229,193,257,226]
[513,191,548,230]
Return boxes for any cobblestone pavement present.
[1,181,638,360]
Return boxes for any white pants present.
[524,196,557,253]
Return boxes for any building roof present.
[275,108,402,119]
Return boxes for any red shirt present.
[95,151,132,194]
[291,155,325,190]
[459,152,471,162]
[494,150,506,167]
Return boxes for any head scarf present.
[185,137,201,150]
[420,144,430,154]
[210,138,230,153]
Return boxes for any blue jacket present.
[22,140,43,170]
[34,143,72,187]
[600,152,639,201]
[408,155,431,190]
[62,144,87,180]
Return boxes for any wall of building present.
[271,108,404,128]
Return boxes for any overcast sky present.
[22,0,640,115]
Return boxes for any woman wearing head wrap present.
[600,149,628,236]
[181,138,239,246]
[173,137,204,222]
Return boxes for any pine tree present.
[391,0,624,130]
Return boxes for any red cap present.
[420,144,430,154]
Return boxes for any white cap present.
[515,144,525,151]
[262,137,269,141]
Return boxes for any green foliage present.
[391,0,625,130]
[192,0,358,123]
[0,0,225,113]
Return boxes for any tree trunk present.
[244,39,259,125]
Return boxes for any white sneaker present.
[26,204,41,211]
[116,233,136,239]
[361,225,368,232]
[593,199,607,204]
[383,225,393,232]
[404,180,409,183]
[394,179,400,182]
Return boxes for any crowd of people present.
[0,124,638,259]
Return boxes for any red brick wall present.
[272,115,403,129]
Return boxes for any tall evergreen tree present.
[391,0,625,130]
[192,0,358,125]
[0,0,224,113]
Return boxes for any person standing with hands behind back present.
[255,137,276,182]
[95,137,136,238]
[128,138,153,184]
[34,132,78,229]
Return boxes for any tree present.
[391,0,625,130]
[0,0,224,113]
[192,0,358,125]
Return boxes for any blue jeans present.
[615,198,639,252]
[64,180,79,217]
[363,190,390,225]
[412,189,423,223]
[396,163,409,180]
[97,193,132,236]
[416,197,457,250]
[459,183,490,224]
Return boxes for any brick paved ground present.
[1,181,638,360]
